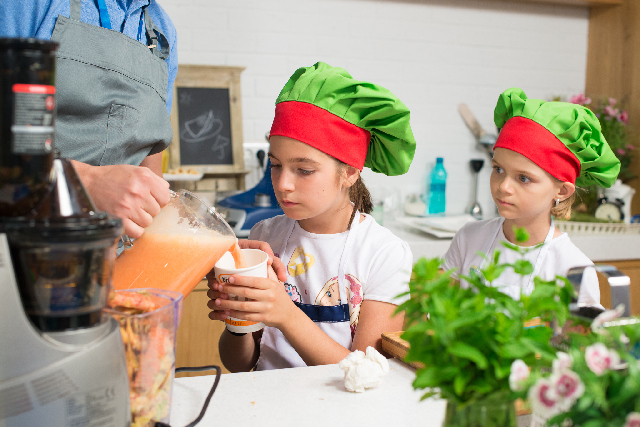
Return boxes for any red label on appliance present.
[12,83,56,95]
[11,83,56,155]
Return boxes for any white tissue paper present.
[338,346,390,392]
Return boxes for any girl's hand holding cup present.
[207,248,268,334]
[207,249,295,332]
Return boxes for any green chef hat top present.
[269,62,416,176]
[493,87,620,188]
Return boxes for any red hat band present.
[269,101,371,170]
[494,116,581,184]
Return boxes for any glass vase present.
[443,398,516,427]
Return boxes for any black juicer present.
[0,38,130,426]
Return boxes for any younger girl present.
[207,62,416,371]
[444,88,620,306]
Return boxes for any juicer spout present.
[31,156,98,220]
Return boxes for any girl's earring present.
[555,199,560,206]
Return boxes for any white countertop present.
[169,359,532,427]
[170,359,443,426]
[386,219,640,263]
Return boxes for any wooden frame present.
[169,65,246,175]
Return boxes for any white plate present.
[395,216,456,238]
[420,214,478,233]
[163,173,204,181]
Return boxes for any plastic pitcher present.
[112,189,240,297]
[103,289,183,427]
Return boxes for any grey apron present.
[50,0,173,166]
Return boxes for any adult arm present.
[139,151,163,177]
[71,159,171,238]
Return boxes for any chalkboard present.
[176,87,233,166]
[169,65,246,175]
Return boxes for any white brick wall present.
[160,0,589,217]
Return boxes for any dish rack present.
[555,220,640,235]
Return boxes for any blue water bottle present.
[427,157,447,215]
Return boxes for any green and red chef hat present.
[494,87,620,188]
[269,62,416,176]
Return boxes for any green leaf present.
[502,342,534,359]
[419,390,439,401]
[448,342,488,369]
[413,366,441,389]
[453,372,467,396]
[513,259,533,275]
[448,311,490,330]
[513,227,529,243]
[482,264,508,283]
[491,359,511,380]
[501,241,520,252]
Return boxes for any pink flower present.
[569,94,591,106]
[585,343,620,376]
[609,97,618,107]
[552,370,584,402]
[618,149,627,156]
[627,144,635,151]
[625,412,640,427]
[529,378,560,419]
[620,110,629,124]
[509,359,530,391]
[605,105,620,118]
[552,352,573,373]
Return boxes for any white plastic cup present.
[214,248,268,334]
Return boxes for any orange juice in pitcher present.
[112,190,246,297]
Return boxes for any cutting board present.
[381,331,423,368]
[381,331,531,415]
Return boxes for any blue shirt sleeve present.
[0,0,57,38]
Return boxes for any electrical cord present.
[154,365,222,427]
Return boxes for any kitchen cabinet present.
[175,280,230,377]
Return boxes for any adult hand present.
[72,161,171,238]
[207,275,295,329]
[239,239,287,282]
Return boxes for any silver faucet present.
[566,265,631,319]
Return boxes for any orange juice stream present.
[112,235,242,297]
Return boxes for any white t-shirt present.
[443,217,602,308]
[249,214,412,369]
